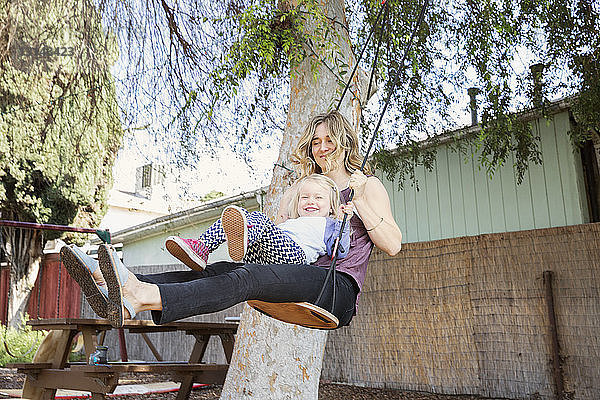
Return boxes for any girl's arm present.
[324,218,351,259]
[349,171,403,256]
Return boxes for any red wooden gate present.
[0,252,81,324]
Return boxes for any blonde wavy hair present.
[287,174,341,219]
[291,110,371,178]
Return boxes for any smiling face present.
[296,179,332,217]
[293,111,370,179]
[310,123,337,173]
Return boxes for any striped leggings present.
[199,209,306,264]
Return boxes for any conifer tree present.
[0,0,122,326]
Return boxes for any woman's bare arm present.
[350,172,403,256]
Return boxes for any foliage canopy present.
[97,0,599,184]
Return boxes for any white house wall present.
[101,206,167,233]
[122,220,229,267]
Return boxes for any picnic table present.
[8,318,238,400]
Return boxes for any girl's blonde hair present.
[288,174,341,219]
[292,110,371,178]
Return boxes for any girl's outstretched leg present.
[221,206,249,261]
[245,211,306,264]
[222,206,306,264]
[165,218,227,270]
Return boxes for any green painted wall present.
[379,110,590,244]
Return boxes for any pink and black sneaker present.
[165,236,209,271]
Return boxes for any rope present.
[316,0,430,310]
[316,0,390,308]
[335,0,389,112]
[316,0,391,309]
[360,0,429,168]
[366,4,389,109]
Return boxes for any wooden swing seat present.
[247,300,339,329]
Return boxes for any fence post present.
[543,270,565,399]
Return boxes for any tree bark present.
[220,1,367,398]
[2,226,44,327]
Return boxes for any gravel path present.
[0,368,506,400]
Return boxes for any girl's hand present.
[340,201,354,217]
[349,170,368,200]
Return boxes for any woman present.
[61,110,402,329]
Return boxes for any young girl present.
[165,174,352,270]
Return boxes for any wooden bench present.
[8,318,238,400]
[8,362,53,372]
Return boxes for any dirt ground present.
[0,368,506,399]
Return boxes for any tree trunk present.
[2,226,44,327]
[220,1,368,398]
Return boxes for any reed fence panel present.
[323,223,600,400]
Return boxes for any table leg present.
[98,330,106,345]
[176,334,210,400]
[81,327,99,362]
[141,332,163,361]
[218,333,235,364]
[41,390,55,400]
[23,329,77,400]
[118,328,128,362]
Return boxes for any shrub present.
[0,316,47,367]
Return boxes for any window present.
[141,164,152,188]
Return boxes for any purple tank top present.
[314,187,374,306]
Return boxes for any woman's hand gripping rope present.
[348,170,369,200]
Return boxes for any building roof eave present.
[94,187,267,245]
[385,96,574,156]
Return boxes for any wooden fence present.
[1,253,81,324]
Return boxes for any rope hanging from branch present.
[316,0,430,314]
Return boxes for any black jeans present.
[137,262,358,327]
